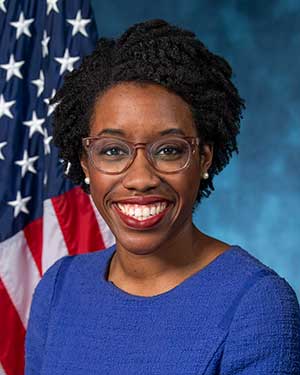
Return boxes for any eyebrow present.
[96,128,186,137]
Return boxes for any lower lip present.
[113,204,171,230]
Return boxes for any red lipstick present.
[114,196,171,205]
[113,203,171,230]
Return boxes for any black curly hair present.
[51,19,245,208]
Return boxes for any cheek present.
[169,167,201,208]
[182,174,200,205]
[88,173,112,215]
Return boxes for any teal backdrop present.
[90,0,300,299]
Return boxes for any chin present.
[114,231,171,255]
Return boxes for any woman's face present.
[81,82,213,255]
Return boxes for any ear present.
[80,153,90,179]
[200,143,213,172]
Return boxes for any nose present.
[121,149,161,192]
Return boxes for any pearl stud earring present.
[202,172,209,180]
[84,177,90,185]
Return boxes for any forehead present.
[90,82,197,139]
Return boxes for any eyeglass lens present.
[89,138,191,173]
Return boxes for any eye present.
[157,146,182,155]
[93,141,130,159]
[155,143,185,157]
[102,146,128,156]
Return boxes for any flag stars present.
[0,0,6,13]
[23,111,45,138]
[0,54,25,81]
[47,0,59,15]
[42,31,50,58]
[44,172,48,186]
[10,12,34,39]
[7,191,31,218]
[44,129,53,155]
[0,141,7,160]
[67,10,91,37]
[0,94,15,119]
[44,89,57,116]
[54,48,80,75]
[15,150,39,177]
[31,70,45,97]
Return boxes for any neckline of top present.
[99,244,243,301]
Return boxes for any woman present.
[25,19,300,374]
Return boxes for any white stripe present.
[89,195,115,248]
[0,231,41,328]
[42,198,69,274]
[0,362,7,375]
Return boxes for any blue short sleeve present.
[220,275,300,374]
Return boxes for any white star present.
[8,191,31,218]
[10,12,34,39]
[67,10,91,37]
[44,129,53,155]
[47,0,59,15]
[0,94,15,119]
[0,0,6,13]
[44,172,48,186]
[0,54,25,81]
[31,70,45,97]
[44,89,57,116]
[23,111,45,138]
[15,150,39,177]
[54,48,80,75]
[41,30,50,58]
[0,141,7,160]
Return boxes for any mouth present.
[112,201,172,230]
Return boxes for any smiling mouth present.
[112,201,171,229]
[115,202,168,221]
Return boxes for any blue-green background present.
[90,0,300,298]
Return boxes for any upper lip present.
[113,196,172,205]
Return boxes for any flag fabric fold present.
[0,1,114,373]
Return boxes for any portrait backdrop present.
[91,0,300,298]
[0,1,298,374]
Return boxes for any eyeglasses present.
[82,136,201,174]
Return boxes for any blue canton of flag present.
[0,0,97,241]
[0,1,109,374]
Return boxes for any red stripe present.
[23,217,43,277]
[0,277,25,375]
[51,187,105,255]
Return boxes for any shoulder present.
[34,244,115,300]
[46,244,115,275]
[211,246,300,328]
[229,271,300,326]
[223,245,278,276]
[217,248,300,373]
[219,272,300,373]
[215,245,287,295]
[224,247,300,350]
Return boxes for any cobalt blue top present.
[25,244,300,374]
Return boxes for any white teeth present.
[119,205,126,213]
[150,206,156,215]
[155,205,160,215]
[117,202,169,220]
[142,207,150,217]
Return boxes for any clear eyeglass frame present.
[82,135,202,175]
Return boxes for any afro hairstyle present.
[51,19,245,209]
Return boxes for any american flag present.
[0,1,114,373]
